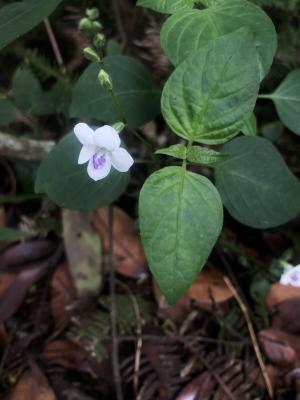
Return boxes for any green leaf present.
[0,0,62,50]
[137,0,194,13]
[155,144,186,159]
[0,97,16,125]
[70,55,161,129]
[139,166,223,303]
[241,113,257,136]
[187,146,228,166]
[12,67,60,115]
[161,0,277,80]
[35,133,130,210]
[0,227,34,241]
[261,121,283,142]
[215,136,300,229]
[106,40,123,56]
[161,29,260,144]
[267,70,300,136]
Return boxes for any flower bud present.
[79,17,94,34]
[98,69,113,90]
[86,7,99,20]
[112,122,125,133]
[93,33,105,49]
[83,47,100,63]
[91,21,103,33]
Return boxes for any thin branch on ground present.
[43,18,66,74]
[223,276,274,399]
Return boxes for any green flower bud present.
[79,17,94,34]
[112,122,125,133]
[86,8,100,20]
[83,47,100,63]
[93,33,105,49]
[98,69,113,90]
[91,21,103,33]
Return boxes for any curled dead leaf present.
[10,361,56,400]
[259,328,300,368]
[93,207,148,279]
[188,269,233,310]
[267,283,300,308]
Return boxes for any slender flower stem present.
[258,94,272,99]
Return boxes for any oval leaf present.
[139,166,223,303]
[187,146,228,166]
[70,55,161,129]
[0,0,62,50]
[241,113,257,136]
[269,70,300,136]
[161,29,260,144]
[155,144,187,160]
[215,136,300,229]
[35,133,130,210]
[137,0,194,14]
[161,0,277,79]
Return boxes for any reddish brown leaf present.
[93,207,148,279]
[188,269,233,310]
[249,365,277,391]
[175,372,214,400]
[51,263,76,331]
[0,259,51,321]
[10,361,56,400]
[267,283,300,308]
[0,239,56,270]
[259,328,300,368]
[272,298,300,334]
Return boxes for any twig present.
[108,206,124,400]
[0,132,54,160]
[223,276,274,399]
[111,0,127,46]
[43,18,66,74]
[117,280,143,397]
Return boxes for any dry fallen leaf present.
[175,371,214,400]
[267,283,300,308]
[259,328,300,368]
[63,210,102,297]
[188,269,233,310]
[10,361,56,400]
[51,263,76,331]
[93,207,148,279]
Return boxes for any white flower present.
[280,263,300,287]
[74,123,134,181]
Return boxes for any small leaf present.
[161,29,260,144]
[161,0,277,79]
[63,210,102,297]
[139,166,223,303]
[0,97,16,125]
[137,0,194,14]
[241,113,257,136]
[35,133,130,210]
[155,144,186,159]
[0,0,62,50]
[215,136,300,229]
[70,55,161,129]
[0,228,34,241]
[268,70,300,136]
[187,146,228,166]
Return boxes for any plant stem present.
[258,94,272,99]
[108,206,124,400]
[111,0,127,46]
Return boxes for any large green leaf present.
[241,113,257,136]
[0,97,16,125]
[35,133,130,210]
[70,55,161,129]
[161,29,260,144]
[161,0,277,80]
[0,0,62,50]
[139,166,223,303]
[215,136,300,229]
[137,0,194,14]
[265,70,300,136]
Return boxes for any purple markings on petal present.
[92,153,106,170]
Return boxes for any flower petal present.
[74,123,94,147]
[111,148,134,172]
[87,153,112,181]
[94,125,121,151]
[78,146,94,164]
